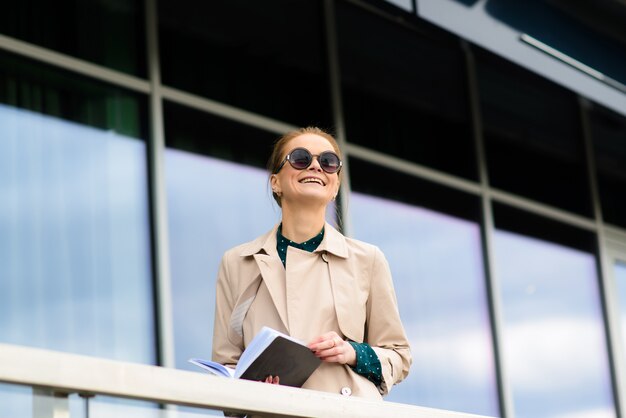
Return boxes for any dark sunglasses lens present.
[289,148,312,169]
[320,152,340,173]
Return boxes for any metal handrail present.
[0,343,492,418]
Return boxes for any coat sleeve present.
[211,251,244,368]
[366,246,412,396]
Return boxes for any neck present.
[280,203,326,243]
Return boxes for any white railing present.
[0,343,493,418]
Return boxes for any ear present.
[270,174,280,194]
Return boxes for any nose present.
[308,155,323,172]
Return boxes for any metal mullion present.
[145,0,175,369]
[0,34,150,94]
[323,0,353,236]
[462,39,514,418]
[580,97,626,417]
[606,228,626,253]
[160,86,296,136]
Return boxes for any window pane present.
[158,0,331,127]
[475,47,591,216]
[348,158,498,416]
[0,54,154,363]
[0,0,145,76]
[166,150,281,370]
[0,385,86,418]
[351,193,498,415]
[337,1,476,180]
[163,101,277,168]
[493,206,615,418]
[0,51,147,138]
[590,104,626,229]
[615,261,626,358]
[383,0,413,12]
[348,157,480,221]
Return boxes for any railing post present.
[32,389,70,418]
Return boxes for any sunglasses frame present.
[274,147,342,174]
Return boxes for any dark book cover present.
[239,336,321,387]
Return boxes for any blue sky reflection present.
[614,261,626,363]
[166,150,280,370]
[350,192,498,416]
[0,104,154,363]
[494,230,615,418]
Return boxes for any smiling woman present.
[210,127,412,400]
[270,131,341,216]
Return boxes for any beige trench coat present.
[212,222,411,400]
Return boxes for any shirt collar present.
[277,224,324,250]
[239,222,348,258]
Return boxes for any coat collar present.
[239,222,349,259]
[236,221,358,341]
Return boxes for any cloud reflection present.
[0,104,154,363]
[350,192,498,416]
[494,229,615,418]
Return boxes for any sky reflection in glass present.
[0,104,154,363]
[0,104,155,415]
[166,149,281,370]
[350,192,499,416]
[494,230,615,418]
[615,261,626,360]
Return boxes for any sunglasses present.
[275,147,342,174]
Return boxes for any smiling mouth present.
[300,177,326,186]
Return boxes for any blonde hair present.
[267,127,343,207]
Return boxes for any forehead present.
[285,133,335,154]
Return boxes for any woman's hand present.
[262,375,280,384]
[308,331,356,367]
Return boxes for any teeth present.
[301,178,324,185]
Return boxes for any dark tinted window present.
[337,1,476,180]
[163,101,278,169]
[493,202,595,252]
[0,50,147,138]
[349,157,480,222]
[0,0,145,76]
[475,47,591,216]
[590,103,626,229]
[158,0,331,127]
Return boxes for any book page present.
[189,358,235,378]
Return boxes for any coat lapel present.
[236,222,363,340]
[238,225,290,332]
[317,224,365,343]
[252,253,290,331]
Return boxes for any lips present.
[299,176,326,186]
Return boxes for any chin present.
[295,192,333,205]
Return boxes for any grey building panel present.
[418,0,626,117]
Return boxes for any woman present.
[212,127,411,400]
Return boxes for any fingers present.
[262,375,280,384]
[307,331,341,352]
[308,332,354,365]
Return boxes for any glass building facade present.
[1,1,626,417]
